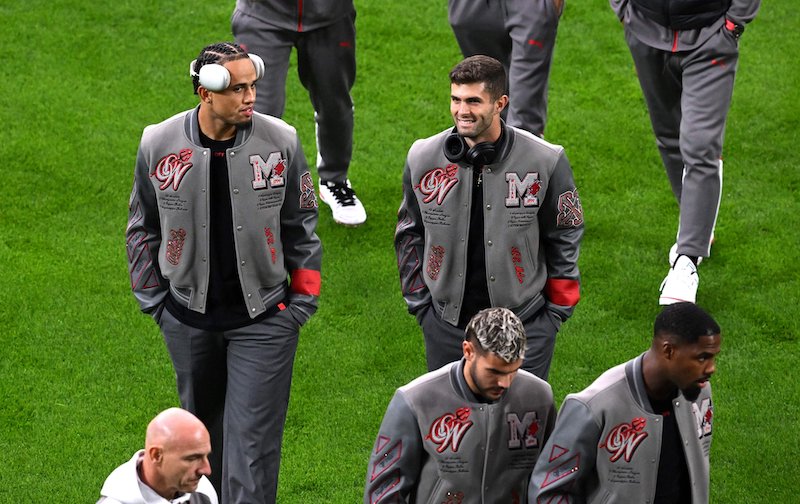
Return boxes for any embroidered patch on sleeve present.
[556,189,583,228]
[299,171,318,209]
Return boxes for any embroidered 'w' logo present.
[417,164,459,205]
[600,417,649,462]
[425,407,473,453]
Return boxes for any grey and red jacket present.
[234,0,354,32]
[611,0,760,52]
[126,106,321,323]
[529,354,714,503]
[365,360,556,504]
[395,124,583,326]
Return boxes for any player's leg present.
[504,0,564,137]
[521,306,560,380]
[296,12,356,185]
[419,307,468,372]
[625,30,685,201]
[676,28,738,259]
[159,310,227,497]
[231,7,294,117]
[448,0,511,122]
[221,309,300,504]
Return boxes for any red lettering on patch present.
[166,228,187,265]
[427,245,445,280]
[265,227,277,264]
[416,164,459,205]
[511,246,525,283]
[426,407,473,453]
[600,418,649,463]
[152,149,193,191]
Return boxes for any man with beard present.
[529,302,721,503]
[364,307,555,503]
[395,55,583,381]
[126,42,321,503]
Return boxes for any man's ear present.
[462,339,476,361]
[147,446,164,464]
[495,95,509,114]
[198,86,212,104]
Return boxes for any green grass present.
[1,0,798,502]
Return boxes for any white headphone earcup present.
[198,63,230,92]
[248,53,265,80]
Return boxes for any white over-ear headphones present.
[189,53,265,92]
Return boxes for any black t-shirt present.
[165,130,271,331]
[649,393,692,504]
[458,131,506,327]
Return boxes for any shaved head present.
[140,408,212,499]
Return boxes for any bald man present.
[98,408,218,504]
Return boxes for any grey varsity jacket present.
[126,107,321,322]
[395,124,583,326]
[529,354,714,503]
[365,360,555,503]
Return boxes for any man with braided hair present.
[126,42,321,503]
[530,302,722,503]
[364,307,555,503]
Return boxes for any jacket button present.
[486,204,491,210]
[247,293,252,298]
[233,188,239,194]
[251,307,256,312]
[231,151,236,157]
[202,257,207,262]
[237,225,243,231]
[487,240,493,246]
[241,260,246,265]
[490,276,495,281]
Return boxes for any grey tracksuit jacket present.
[529,354,714,503]
[365,360,555,504]
[126,106,322,322]
[395,124,583,327]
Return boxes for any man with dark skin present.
[530,302,721,503]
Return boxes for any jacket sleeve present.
[364,391,424,504]
[609,0,628,21]
[727,0,760,26]
[537,152,583,321]
[280,135,322,325]
[529,398,600,504]
[395,158,432,317]
[125,138,168,317]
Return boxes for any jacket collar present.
[183,105,253,148]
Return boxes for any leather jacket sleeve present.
[395,158,432,316]
[529,398,600,503]
[280,136,322,325]
[364,391,424,504]
[538,152,584,321]
[125,138,169,317]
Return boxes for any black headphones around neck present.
[443,130,498,166]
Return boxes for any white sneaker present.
[318,179,367,227]
[668,243,704,266]
[659,255,699,305]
